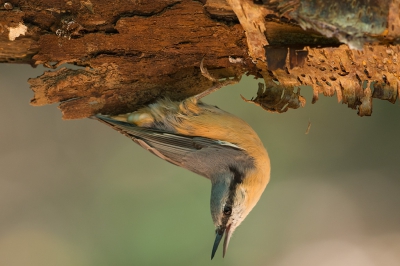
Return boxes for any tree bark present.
[1,0,399,118]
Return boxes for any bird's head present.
[209,165,269,259]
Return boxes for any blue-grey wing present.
[94,115,254,179]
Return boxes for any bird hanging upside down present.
[92,61,271,259]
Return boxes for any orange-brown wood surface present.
[1,0,399,118]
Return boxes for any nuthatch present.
[93,73,270,259]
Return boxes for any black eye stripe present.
[221,165,247,219]
[219,165,244,218]
[228,165,244,184]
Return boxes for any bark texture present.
[0,0,399,119]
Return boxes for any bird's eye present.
[223,206,232,215]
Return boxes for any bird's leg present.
[194,58,241,100]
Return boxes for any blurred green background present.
[1,64,400,266]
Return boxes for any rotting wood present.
[1,0,250,119]
[253,44,399,117]
[0,0,399,119]
[219,0,399,116]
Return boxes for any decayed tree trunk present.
[1,0,399,119]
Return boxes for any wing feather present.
[95,115,240,168]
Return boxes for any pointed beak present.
[222,223,232,257]
[211,230,223,260]
[211,223,232,259]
